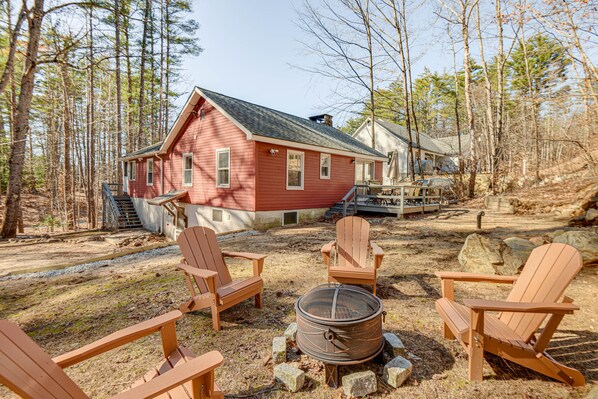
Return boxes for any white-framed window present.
[182,153,193,187]
[216,148,230,188]
[286,150,304,190]
[146,158,154,186]
[129,161,137,181]
[320,153,331,179]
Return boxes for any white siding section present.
[352,122,408,184]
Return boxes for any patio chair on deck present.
[177,226,266,331]
[0,310,224,398]
[435,243,585,386]
[322,216,384,295]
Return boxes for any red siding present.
[255,142,356,211]
[128,156,162,198]
[127,96,383,213]
[128,100,256,211]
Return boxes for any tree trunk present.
[461,7,477,198]
[137,0,151,148]
[87,8,97,228]
[390,0,415,181]
[115,0,123,182]
[493,0,505,193]
[60,59,75,231]
[0,0,45,238]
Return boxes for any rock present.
[586,384,598,399]
[383,356,413,388]
[504,237,538,264]
[284,322,298,342]
[274,363,305,392]
[546,230,567,242]
[383,332,406,357]
[529,236,548,246]
[342,370,377,398]
[458,234,523,275]
[553,230,598,265]
[585,208,598,222]
[272,336,286,364]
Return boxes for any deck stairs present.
[325,201,356,219]
[113,196,143,229]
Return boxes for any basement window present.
[282,211,298,226]
[212,209,223,222]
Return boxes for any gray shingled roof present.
[199,88,385,158]
[123,141,163,159]
[434,134,471,156]
[375,119,446,154]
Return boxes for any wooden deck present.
[341,184,443,218]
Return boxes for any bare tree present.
[0,0,45,238]
[437,0,479,197]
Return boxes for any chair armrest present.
[221,251,266,261]
[53,311,183,368]
[435,271,517,284]
[462,299,579,314]
[177,264,218,280]
[110,351,224,399]
[370,242,384,269]
[322,240,336,254]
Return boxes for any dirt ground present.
[0,230,170,276]
[0,207,596,398]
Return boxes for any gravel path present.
[0,230,259,281]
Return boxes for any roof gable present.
[123,87,386,160]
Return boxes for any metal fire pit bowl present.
[295,284,385,387]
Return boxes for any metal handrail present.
[101,182,122,230]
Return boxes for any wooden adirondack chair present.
[322,216,384,295]
[177,226,266,331]
[0,310,224,399]
[435,243,585,386]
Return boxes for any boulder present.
[342,371,377,398]
[546,230,567,242]
[552,230,598,265]
[458,234,523,275]
[383,356,413,388]
[272,336,287,364]
[504,237,538,264]
[274,363,305,392]
[284,322,298,342]
[383,332,406,357]
[585,209,598,222]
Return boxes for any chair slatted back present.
[500,243,583,342]
[0,320,88,399]
[177,226,233,294]
[336,216,371,269]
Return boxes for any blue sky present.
[179,0,450,125]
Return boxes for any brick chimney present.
[309,114,334,127]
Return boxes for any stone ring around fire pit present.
[295,284,386,388]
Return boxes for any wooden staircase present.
[325,201,356,219]
[113,196,143,229]
[102,182,143,231]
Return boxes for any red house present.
[121,87,385,238]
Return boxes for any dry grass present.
[0,207,596,398]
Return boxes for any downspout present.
[156,153,165,235]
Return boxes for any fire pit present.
[295,284,385,387]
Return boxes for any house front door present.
[355,160,374,184]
